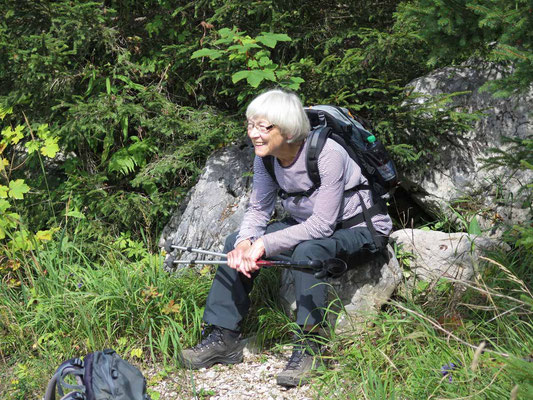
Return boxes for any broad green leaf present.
[256,35,277,48]
[247,70,265,88]
[0,198,10,211]
[25,140,40,154]
[66,210,86,219]
[468,216,482,235]
[191,48,223,59]
[41,137,59,158]
[232,70,251,84]
[36,123,49,139]
[0,185,8,198]
[35,230,54,241]
[217,27,234,38]
[0,106,13,121]
[8,179,30,199]
[256,32,291,48]
[131,348,143,359]
[247,59,259,69]
[262,69,276,82]
[0,157,8,170]
[258,56,272,67]
[2,125,24,144]
[106,77,111,94]
[227,43,261,53]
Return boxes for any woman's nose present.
[248,127,261,138]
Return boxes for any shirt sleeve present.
[262,146,356,256]
[235,155,278,247]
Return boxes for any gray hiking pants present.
[203,219,383,331]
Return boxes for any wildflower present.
[440,362,460,383]
[77,282,83,289]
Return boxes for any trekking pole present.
[165,243,226,258]
[171,258,348,279]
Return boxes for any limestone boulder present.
[403,62,532,234]
[390,228,506,282]
[159,142,254,269]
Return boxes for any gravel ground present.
[147,345,317,400]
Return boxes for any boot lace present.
[192,327,224,351]
[286,349,307,370]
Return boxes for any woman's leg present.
[290,226,378,328]
[203,221,294,331]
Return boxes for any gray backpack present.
[44,349,150,400]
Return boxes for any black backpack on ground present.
[262,105,398,248]
[44,349,151,400]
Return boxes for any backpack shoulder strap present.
[261,155,277,184]
[44,359,86,400]
[305,124,331,188]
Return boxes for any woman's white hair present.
[246,89,311,143]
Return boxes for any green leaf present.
[35,229,54,241]
[227,42,261,53]
[41,137,59,158]
[66,210,86,219]
[256,32,291,48]
[0,106,13,121]
[247,70,265,88]
[0,198,10,212]
[191,48,223,59]
[25,140,40,154]
[122,116,129,141]
[106,77,111,95]
[115,75,146,92]
[232,70,251,84]
[36,123,49,139]
[8,179,30,200]
[217,27,234,38]
[2,125,24,144]
[468,216,482,235]
[258,56,272,67]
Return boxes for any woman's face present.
[247,117,286,158]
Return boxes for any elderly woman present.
[179,89,392,387]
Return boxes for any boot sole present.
[276,374,309,388]
[179,348,244,370]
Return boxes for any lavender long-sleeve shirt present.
[236,138,393,256]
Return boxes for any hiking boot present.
[276,335,323,387]
[178,326,244,369]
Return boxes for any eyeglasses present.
[246,120,275,134]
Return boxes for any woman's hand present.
[226,240,251,271]
[227,238,266,279]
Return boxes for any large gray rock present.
[390,228,506,282]
[403,62,532,233]
[280,245,402,333]
[160,142,254,268]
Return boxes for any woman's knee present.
[291,239,336,262]
[223,232,239,253]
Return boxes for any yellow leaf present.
[131,348,143,359]
[0,157,8,170]
[0,185,7,198]
[35,229,56,241]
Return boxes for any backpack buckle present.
[71,358,84,368]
